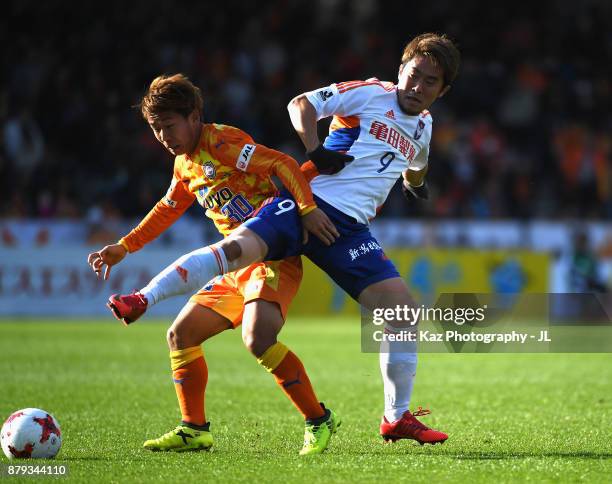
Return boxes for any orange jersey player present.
[119,122,318,247]
[87,74,340,455]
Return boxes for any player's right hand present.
[87,243,128,280]
[307,144,354,175]
[402,180,429,200]
[301,208,340,246]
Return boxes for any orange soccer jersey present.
[119,123,316,252]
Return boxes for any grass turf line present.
[0,318,611,483]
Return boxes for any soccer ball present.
[1,408,62,459]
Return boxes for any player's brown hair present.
[401,33,460,87]
[139,73,204,119]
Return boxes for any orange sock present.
[270,350,325,420]
[172,355,207,426]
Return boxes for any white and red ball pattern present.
[1,408,62,459]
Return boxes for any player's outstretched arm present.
[87,178,194,280]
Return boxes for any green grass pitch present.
[1,318,611,483]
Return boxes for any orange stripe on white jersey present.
[338,79,395,94]
[338,81,373,93]
[330,115,360,130]
[336,80,364,89]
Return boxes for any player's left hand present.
[401,180,429,200]
[301,208,340,245]
[87,243,127,280]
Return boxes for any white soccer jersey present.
[305,78,432,224]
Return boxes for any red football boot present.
[107,292,148,326]
[380,407,448,445]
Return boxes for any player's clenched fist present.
[307,144,354,175]
[87,243,128,280]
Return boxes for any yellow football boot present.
[143,424,213,452]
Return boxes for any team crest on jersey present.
[203,161,216,180]
[414,119,425,140]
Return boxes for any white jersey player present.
[305,78,432,224]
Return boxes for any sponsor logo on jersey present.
[414,119,425,140]
[384,109,396,120]
[318,89,334,102]
[203,161,216,179]
[204,187,234,209]
[164,197,177,208]
[236,144,256,171]
[369,120,418,161]
[164,180,178,208]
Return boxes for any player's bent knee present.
[166,319,197,350]
[217,239,242,262]
[218,227,268,269]
[166,327,179,350]
[241,331,259,356]
[242,331,276,358]
[241,332,256,354]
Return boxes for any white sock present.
[140,246,228,306]
[380,335,417,422]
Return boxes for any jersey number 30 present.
[222,194,254,223]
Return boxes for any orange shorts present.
[189,256,302,327]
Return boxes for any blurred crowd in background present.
[1,0,611,225]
